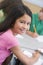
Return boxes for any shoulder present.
[1,29,16,40]
[0,29,19,49]
[0,29,14,42]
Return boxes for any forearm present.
[11,46,31,65]
[15,51,40,65]
[30,52,40,64]
[26,30,38,38]
[10,46,40,65]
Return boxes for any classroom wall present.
[23,1,41,13]
[0,0,41,14]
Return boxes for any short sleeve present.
[6,36,19,49]
[1,29,20,50]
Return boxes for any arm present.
[26,30,39,38]
[10,46,40,65]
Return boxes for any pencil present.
[33,25,36,33]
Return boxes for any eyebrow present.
[20,20,31,24]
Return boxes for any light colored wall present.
[23,1,41,13]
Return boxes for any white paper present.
[34,58,43,65]
[23,50,32,57]
[35,36,43,42]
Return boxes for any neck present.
[11,28,17,36]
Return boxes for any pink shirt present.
[0,29,19,65]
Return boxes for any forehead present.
[15,14,31,24]
[19,14,31,21]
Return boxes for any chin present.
[18,32,23,35]
[19,33,23,35]
[17,31,25,35]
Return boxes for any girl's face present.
[12,14,31,35]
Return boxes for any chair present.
[2,54,13,65]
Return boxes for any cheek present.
[27,25,30,30]
[14,24,21,31]
[14,23,19,28]
[17,23,23,29]
[28,25,30,30]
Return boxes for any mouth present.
[20,29,26,33]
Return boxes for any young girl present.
[0,5,40,65]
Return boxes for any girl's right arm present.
[10,46,40,65]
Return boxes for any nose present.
[23,24,28,29]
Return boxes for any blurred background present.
[0,0,43,16]
[23,0,43,13]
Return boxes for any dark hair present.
[23,5,32,18]
[0,5,32,32]
[0,0,23,14]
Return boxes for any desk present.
[17,34,43,51]
[17,34,43,65]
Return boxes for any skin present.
[10,14,40,65]
[11,14,31,35]
[26,31,39,38]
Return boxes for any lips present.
[20,29,26,33]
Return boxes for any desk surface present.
[17,34,43,51]
[16,34,43,65]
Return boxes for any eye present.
[20,21,24,23]
[27,23,29,25]
[27,22,31,25]
[20,20,26,24]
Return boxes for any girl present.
[0,5,40,65]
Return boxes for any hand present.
[32,33,39,38]
[32,50,40,59]
[32,50,40,60]
[26,31,39,38]
[28,51,40,64]
[37,48,43,55]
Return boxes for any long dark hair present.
[0,5,32,32]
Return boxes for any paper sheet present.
[34,58,43,65]
[23,50,32,57]
[35,36,43,42]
